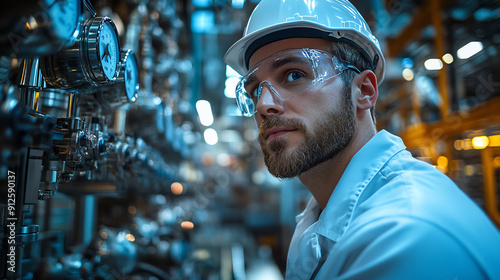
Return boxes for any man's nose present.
[255,81,285,120]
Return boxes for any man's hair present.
[329,41,377,123]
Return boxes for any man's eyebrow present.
[269,56,308,72]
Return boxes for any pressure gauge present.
[81,17,121,84]
[46,0,81,41]
[0,0,82,58]
[41,17,121,91]
[94,49,139,108]
[122,50,139,102]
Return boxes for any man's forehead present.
[248,38,332,68]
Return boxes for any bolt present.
[84,134,97,149]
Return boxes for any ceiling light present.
[488,135,500,147]
[424,59,443,70]
[437,156,448,168]
[231,0,245,9]
[402,68,414,81]
[193,0,211,8]
[181,221,194,230]
[171,182,183,195]
[401,57,414,69]
[191,10,214,33]
[204,128,218,145]
[224,77,239,98]
[442,53,454,64]
[472,136,489,149]
[196,100,214,126]
[457,41,483,59]
[226,65,240,78]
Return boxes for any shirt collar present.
[314,130,407,241]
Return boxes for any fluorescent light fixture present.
[424,59,443,70]
[191,10,215,33]
[196,100,214,126]
[463,139,473,150]
[437,156,448,168]
[224,77,239,98]
[401,57,414,68]
[153,96,162,105]
[442,53,454,64]
[402,68,414,81]
[472,136,489,149]
[489,135,500,147]
[204,128,218,145]
[193,0,211,7]
[231,0,245,9]
[457,41,483,59]
[226,65,240,78]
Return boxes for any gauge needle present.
[102,43,110,61]
[127,69,131,80]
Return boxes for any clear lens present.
[235,48,355,117]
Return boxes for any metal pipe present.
[20,88,38,111]
[114,109,127,138]
[18,58,45,112]
[18,58,41,87]
[67,93,80,118]
[431,0,450,119]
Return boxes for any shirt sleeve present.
[315,216,487,280]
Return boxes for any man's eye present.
[286,71,304,82]
[252,88,260,101]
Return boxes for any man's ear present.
[352,70,378,110]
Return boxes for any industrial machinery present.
[0,0,203,279]
[2,0,497,279]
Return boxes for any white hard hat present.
[224,0,386,84]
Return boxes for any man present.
[224,0,500,279]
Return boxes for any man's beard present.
[258,91,355,179]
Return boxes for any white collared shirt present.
[286,130,500,279]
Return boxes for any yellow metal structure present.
[481,148,500,228]
[383,0,500,226]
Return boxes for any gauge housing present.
[0,0,82,58]
[82,17,121,84]
[121,49,139,103]
[94,49,139,108]
[40,16,121,92]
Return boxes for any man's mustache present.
[258,116,307,141]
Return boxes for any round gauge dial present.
[124,53,139,102]
[39,16,122,90]
[45,0,80,40]
[99,21,120,80]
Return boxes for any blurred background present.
[0,0,499,279]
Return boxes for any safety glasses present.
[235,48,360,117]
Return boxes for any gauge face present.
[99,21,120,80]
[124,54,139,102]
[45,0,80,40]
